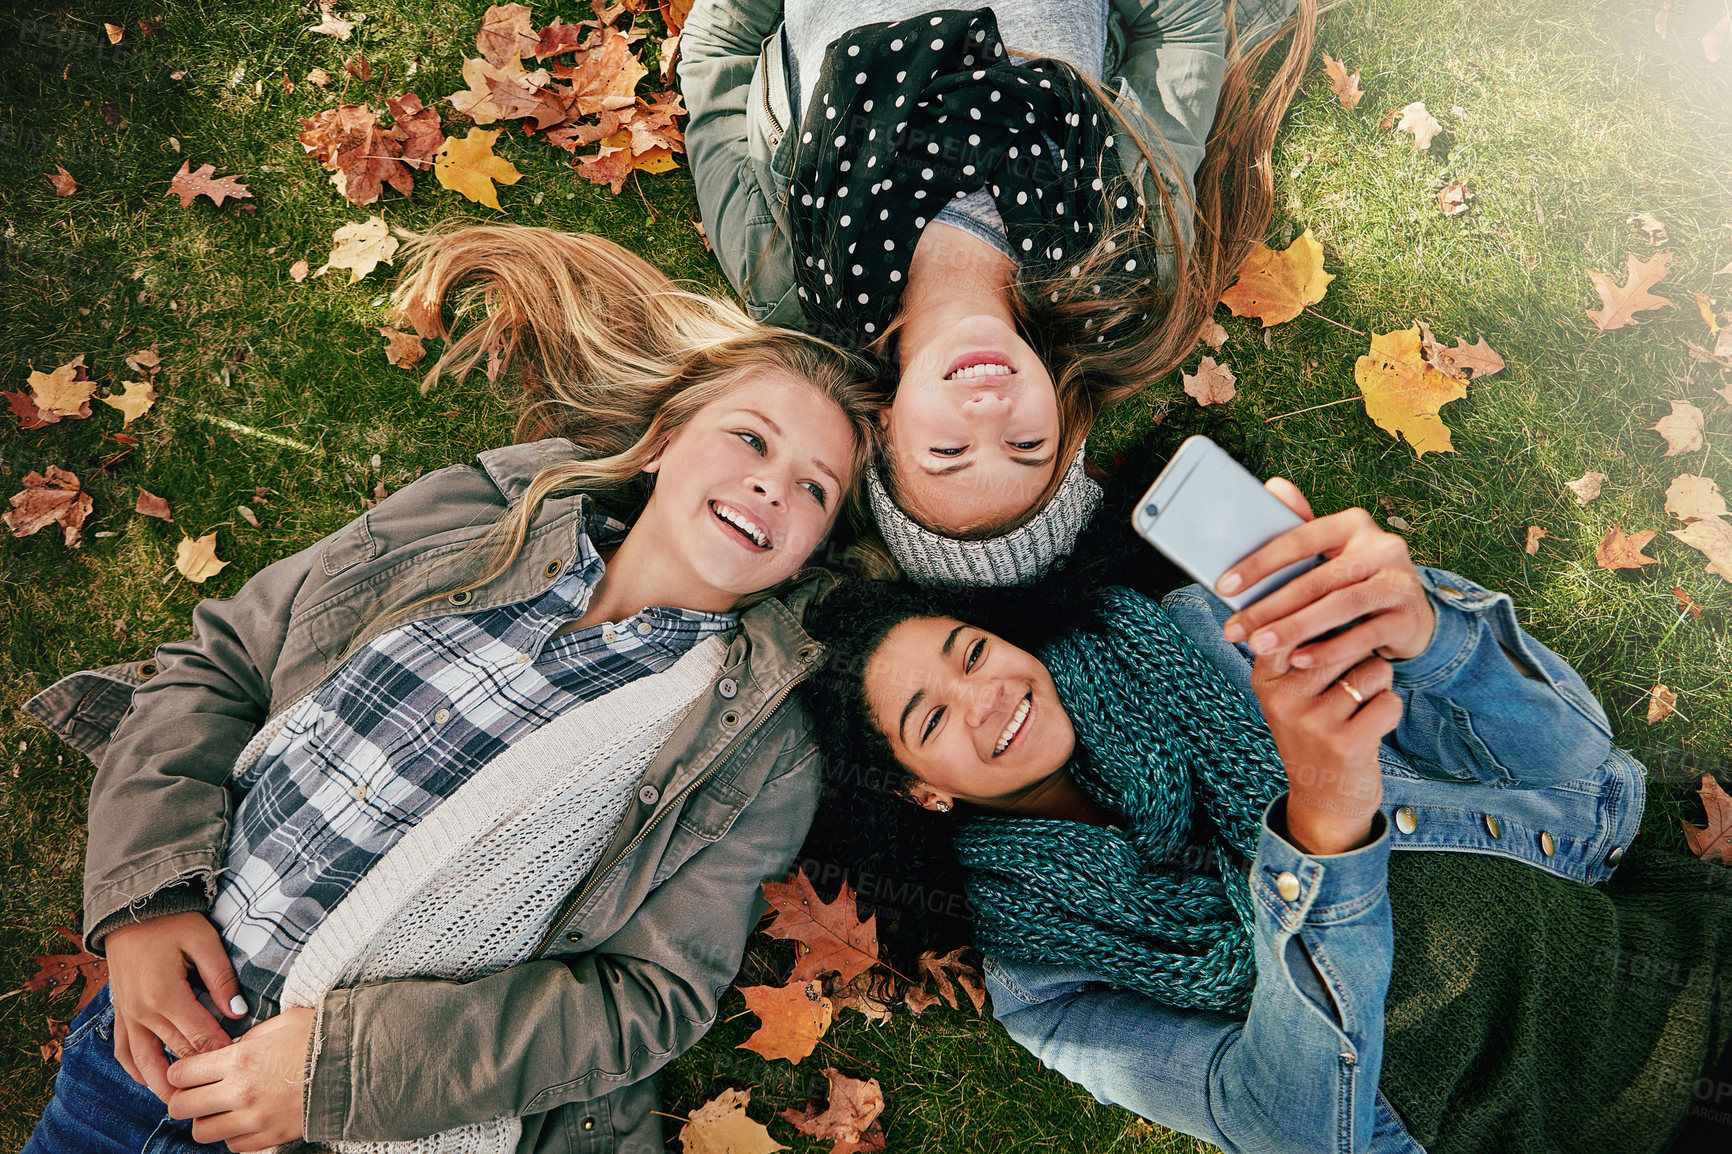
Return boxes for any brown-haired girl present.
[682,0,1313,584]
[23,228,877,1154]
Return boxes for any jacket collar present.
[477,438,581,505]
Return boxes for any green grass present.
[1,0,1729,1148]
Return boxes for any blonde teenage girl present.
[22,227,877,1154]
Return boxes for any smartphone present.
[1131,436,1321,611]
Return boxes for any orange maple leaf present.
[21,929,109,1016]
[1595,525,1660,570]
[736,980,832,1063]
[1586,252,1677,332]
[1219,230,1334,327]
[760,870,880,985]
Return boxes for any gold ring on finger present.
[1337,678,1365,704]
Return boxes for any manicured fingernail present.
[1217,571,1242,595]
[229,995,248,1016]
[1250,630,1278,654]
[1291,653,1313,669]
[1222,622,1245,643]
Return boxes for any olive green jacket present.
[679,0,1299,325]
[24,438,831,1154]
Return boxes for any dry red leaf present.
[299,98,444,206]
[1683,775,1732,863]
[916,946,987,1012]
[553,29,649,116]
[1595,525,1660,570]
[167,160,252,208]
[5,467,92,547]
[736,980,832,1063]
[1674,587,1704,619]
[535,17,593,60]
[48,166,76,196]
[21,929,108,1016]
[1586,252,1676,332]
[760,871,880,985]
[780,1068,887,1154]
[4,390,52,429]
[136,488,172,520]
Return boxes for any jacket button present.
[448,589,473,606]
[137,661,157,679]
[635,621,653,636]
[718,678,738,699]
[1275,871,1301,902]
[1394,806,1418,835]
[566,931,583,944]
[637,784,660,805]
[434,708,451,724]
[544,558,563,579]
[582,1117,596,1131]
[1608,845,1626,865]
[1539,830,1556,857]
[1483,814,1502,839]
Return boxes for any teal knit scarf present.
[951,587,1286,1012]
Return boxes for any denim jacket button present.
[1483,814,1502,839]
[1394,806,1418,835]
[1275,871,1301,902]
[1608,845,1626,865]
[1539,830,1556,857]
[638,784,660,806]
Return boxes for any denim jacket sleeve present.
[988,803,1423,1153]
[1159,566,1614,788]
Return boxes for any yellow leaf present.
[100,380,158,427]
[1696,292,1721,334]
[1353,326,1467,455]
[1220,230,1333,327]
[28,355,97,418]
[678,1089,788,1154]
[317,216,399,283]
[434,128,522,212]
[176,532,230,583]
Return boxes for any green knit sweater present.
[1380,840,1732,1154]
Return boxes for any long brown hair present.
[361,224,888,641]
[880,0,1317,536]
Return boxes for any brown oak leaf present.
[780,1068,887,1154]
[1525,526,1550,554]
[1652,400,1705,456]
[1586,252,1676,331]
[1628,212,1669,246]
[679,1089,787,1154]
[48,165,76,196]
[736,980,832,1063]
[760,871,880,985]
[22,930,108,1016]
[5,467,93,547]
[916,945,988,1012]
[1683,775,1732,864]
[1595,525,1660,570]
[1320,52,1363,110]
[167,160,252,208]
[1417,321,1504,379]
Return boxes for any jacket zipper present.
[530,667,812,958]
[761,40,784,148]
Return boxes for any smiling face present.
[863,615,1076,808]
[884,314,1062,534]
[638,373,859,605]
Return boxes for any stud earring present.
[933,800,952,814]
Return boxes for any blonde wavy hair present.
[364,224,886,638]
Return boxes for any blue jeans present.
[23,985,225,1154]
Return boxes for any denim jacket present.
[984,567,1643,1154]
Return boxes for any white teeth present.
[714,502,769,548]
[994,695,1031,755]
[946,362,1014,381]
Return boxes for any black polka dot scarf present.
[786,8,1140,345]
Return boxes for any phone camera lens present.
[1143,502,1159,518]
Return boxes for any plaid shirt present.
[209,513,739,1011]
